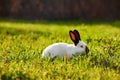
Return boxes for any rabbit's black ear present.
[73,30,81,40]
[69,30,79,45]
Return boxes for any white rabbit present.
[42,30,89,61]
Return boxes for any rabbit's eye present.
[80,45,83,48]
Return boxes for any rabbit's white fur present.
[42,30,89,60]
[42,41,87,60]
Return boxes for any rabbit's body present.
[42,30,89,60]
[42,43,73,59]
[42,42,86,59]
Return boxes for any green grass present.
[0,19,120,80]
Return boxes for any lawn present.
[0,19,120,80]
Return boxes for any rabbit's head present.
[69,30,89,54]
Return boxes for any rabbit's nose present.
[85,46,89,54]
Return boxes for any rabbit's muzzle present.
[85,46,89,54]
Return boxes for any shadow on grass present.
[1,71,35,80]
[0,19,120,28]
[0,26,51,38]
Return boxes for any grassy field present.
[0,19,120,80]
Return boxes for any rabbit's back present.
[42,43,68,58]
